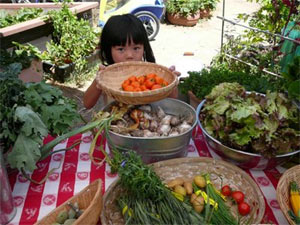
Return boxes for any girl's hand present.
[168,65,180,99]
[95,64,106,90]
[96,64,107,90]
[98,64,106,71]
[169,65,181,77]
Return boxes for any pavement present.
[151,0,260,77]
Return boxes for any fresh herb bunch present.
[0,8,43,28]
[204,174,239,225]
[109,150,166,200]
[107,149,204,224]
[179,65,283,100]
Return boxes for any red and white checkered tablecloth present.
[8,126,289,225]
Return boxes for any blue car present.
[99,0,165,40]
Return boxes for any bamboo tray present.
[277,164,300,225]
[96,61,178,105]
[35,179,102,225]
[101,157,265,225]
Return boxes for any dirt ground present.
[57,0,260,122]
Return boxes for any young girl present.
[84,14,179,109]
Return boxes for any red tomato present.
[231,191,245,204]
[238,202,251,216]
[221,185,231,196]
[145,79,155,89]
[151,84,162,90]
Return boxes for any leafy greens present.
[199,82,300,157]
[0,63,81,172]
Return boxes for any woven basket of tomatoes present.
[96,61,178,105]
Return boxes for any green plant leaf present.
[7,133,42,172]
[288,80,300,100]
[14,106,48,138]
[7,106,48,172]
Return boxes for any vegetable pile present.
[122,73,169,92]
[166,175,240,225]
[199,82,300,157]
[221,185,251,216]
[0,63,81,174]
[109,102,193,137]
[106,150,204,225]
[54,202,83,225]
[105,149,258,224]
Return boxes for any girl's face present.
[111,39,144,63]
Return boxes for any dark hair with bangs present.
[99,14,156,65]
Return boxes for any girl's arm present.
[83,79,102,109]
[84,65,106,109]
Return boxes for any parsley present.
[179,66,283,100]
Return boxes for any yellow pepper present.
[290,181,300,218]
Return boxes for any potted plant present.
[199,0,219,19]
[41,1,99,83]
[165,0,201,26]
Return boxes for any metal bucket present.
[103,98,197,164]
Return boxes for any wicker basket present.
[101,157,265,225]
[96,61,178,105]
[35,179,102,225]
[277,165,300,225]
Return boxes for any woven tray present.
[35,179,102,225]
[277,165,300,225]
[96,61,178,105]
[101,157,265,225]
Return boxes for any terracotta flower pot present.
[200,8,211,19]
[167,11,200,26]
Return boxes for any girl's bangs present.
[111,25,145,46]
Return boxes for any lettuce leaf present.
[7,106,48,172]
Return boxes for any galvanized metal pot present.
[103,98,197,164]
[197,100,300,170]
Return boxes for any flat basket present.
[277,164,300,225]
[101,157,265,225]
[96,61,178,105]
[35,179,102,225]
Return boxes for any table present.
[8,126,289,225]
